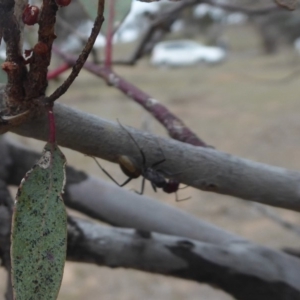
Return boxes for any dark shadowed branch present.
[1,136,300,300]
[67,216,300,300]
[253,203,300,237]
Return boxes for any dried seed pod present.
[55,0,72,7]
[2,62,18,72]
[22,5,40,26]
[33,42,48,56]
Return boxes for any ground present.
[2,24,300,300]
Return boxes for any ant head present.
[118,155,141,179]
[144,168,166,188]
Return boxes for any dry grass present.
[3,25,300,300]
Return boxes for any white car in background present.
[151,40,226,67]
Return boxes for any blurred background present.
[1,0,300,299]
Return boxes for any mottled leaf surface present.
[11,143,67,300]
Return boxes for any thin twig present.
[274,0,298,10]
[205,0,280,14]
[127,0,280,64]
[253,203,300,237]
[46,0,105,103]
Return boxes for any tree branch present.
[253,203,300,237]
[3,136,241,245]
[67,216,300,300]
[46,0,105,103]
[0,0,27,105]
[7,102,300,212]
[2,135,300,300]
[126,0,280,64]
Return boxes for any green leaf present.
[11,143,67,300]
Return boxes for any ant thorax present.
[118,155,141,179]
[144,168,166,188]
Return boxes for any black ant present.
[93,122,190,201]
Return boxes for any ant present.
[92,122,190,201]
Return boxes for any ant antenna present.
[117,119,146,166]
[175,193,191,202]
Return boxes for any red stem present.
[105,0,115,68]
[47,63,71,80]
[48,106,56,144]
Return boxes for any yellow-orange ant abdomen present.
[118,155,141,179]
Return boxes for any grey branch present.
[3,134,300,300]
[9,102,300,212]
[2,136,241,245]
[67,216,300,300]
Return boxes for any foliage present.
[11,143,67,300]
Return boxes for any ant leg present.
[119,177,133,187]
[175,192,191,202]
[152,140,166,168]
[92,157,132,187]
[134,177,146,195]
[151,158,166,168]
[150,182,157,192]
